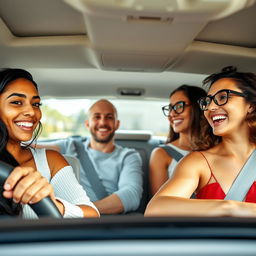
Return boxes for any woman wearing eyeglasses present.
[149,85,207,196]
[145,66,256,217]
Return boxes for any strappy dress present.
[196,152,256,203]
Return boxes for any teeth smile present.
[16,122,33,127]
[98,128,108,132]
[173,120,182,124]
[212,115,226,121]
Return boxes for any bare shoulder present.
[154,151,208,197]
[150,146,172,160]
[46,150,69,177]
[150,147,173,169]
[183,151,206,162]
[174,151,209,176]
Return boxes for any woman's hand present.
[2,166,65,215]
[2,166,64,213]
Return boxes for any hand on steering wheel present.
[0,161,62,218]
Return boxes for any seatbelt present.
[72,138,108,200]
[224,149,256,201]
[160,145,184,161]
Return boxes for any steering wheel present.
[0,161,62,218]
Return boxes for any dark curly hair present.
[196,66,256,149]
[0,68,43,216]
[166,85,211,150]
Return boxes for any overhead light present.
[117,88,145,96]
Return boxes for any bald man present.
[55,99,143,214]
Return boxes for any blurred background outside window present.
[40,98,169,140]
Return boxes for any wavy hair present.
[166,85,211,150]
[0,68,43,216]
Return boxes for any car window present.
[40,98,169,140]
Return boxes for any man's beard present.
[91,130,115,144]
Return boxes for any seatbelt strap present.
[225,149,256,201]
[160,145,184,161]
[72,138,108,199]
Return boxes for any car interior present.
[0,0,256,254]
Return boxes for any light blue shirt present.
[58,138,143,213]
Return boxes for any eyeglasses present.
[162,101,190,116]
[197,89,247,111]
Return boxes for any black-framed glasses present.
[162,101,190,116]
[197,89,247,111]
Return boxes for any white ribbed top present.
[22,148,98,219]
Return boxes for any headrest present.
[114,130,152,141]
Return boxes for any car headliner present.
[0,0,255,100]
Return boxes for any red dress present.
[196,152,256,203]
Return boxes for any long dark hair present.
[0,68,42,216]
[166,85,210,150]
[196,66,256,148]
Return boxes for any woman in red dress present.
[145,66,256,217]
